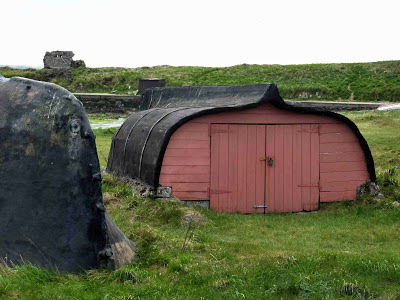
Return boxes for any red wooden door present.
[210,124,319,213]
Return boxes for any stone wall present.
[73,93,141,113]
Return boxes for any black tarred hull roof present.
[107,83,375,187]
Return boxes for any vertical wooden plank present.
[292,125,303,212]
[237,125,248,213]
[310,124,320,210]
[255,125,266,213]
[210,124,220,211]
[228,125,238,212]
[265,126,275,212]
[301,124,311,211]
[246,126,257,213]
[283,125,293,212]
[219,124,229,213]
[274,125,284,212]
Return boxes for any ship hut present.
[107,84,375,213]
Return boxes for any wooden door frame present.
[210,123,320,213]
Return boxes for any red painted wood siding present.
[159,122,210,200]
[158,103,369,209]
[319,123,368,202]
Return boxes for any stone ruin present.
[43,51,86,70]
[43,51,85,78]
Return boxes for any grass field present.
[1,110,400,299]
[1,61,400,102]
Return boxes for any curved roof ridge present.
[140,83,281,110]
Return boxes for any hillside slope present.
[1,61,399,101]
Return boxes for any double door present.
[210,124,319,213]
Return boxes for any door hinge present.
[253,205,268,209]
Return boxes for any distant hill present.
[0,65,42,70]
[1,61,399,101]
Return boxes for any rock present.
[181,211,206,227]
[115,100,124,109]
[0,76,135,272]
[156,186,172,198]
[356,179,381,198]
[140,187,155,198]
[130,180,155,197]
[393,201,400,207]
[71,59,86,69]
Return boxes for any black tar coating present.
[0,77,134,272]
[107,83,376,188]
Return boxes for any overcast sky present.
[1,0,399,68]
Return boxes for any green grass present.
[1,110,400,299]
[342,110,400,199]
[92,128,116,168]
[1,60,400,101]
